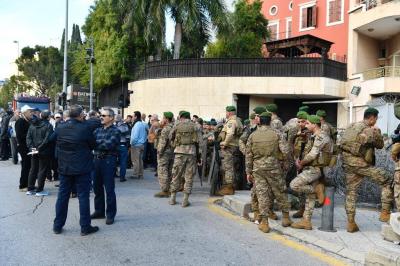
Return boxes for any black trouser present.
[0,138,10,159]
[18,148,31,189]
[10,137,18,164]
[28,154,51,192]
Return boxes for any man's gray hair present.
[63,110,70,118]
[103,108,115,118]
[115,114,122,121]
[40,110,51,120]
[69,105,83,118]
[88,110,97,118]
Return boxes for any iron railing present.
[136,58,347,81]
[363,66,400,80]
[355,0,395,10]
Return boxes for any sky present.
[0,0,235,81]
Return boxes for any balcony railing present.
[355,0,395,10]
[136,58,347,81]
[363,66,400,80]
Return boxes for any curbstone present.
[222,194,251,217]
[382,224,400,243]
[365,248,400,266]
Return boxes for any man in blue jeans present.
[53,105,98,236]
[115,115,130,182]
[91,108,121,225]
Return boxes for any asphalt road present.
[0,160,341,266]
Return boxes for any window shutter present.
[301,7,307,29]
[312,6,317,27]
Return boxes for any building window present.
[327,0,344,26]
[269,5,278,16]
[289,1,293,11]
[300,3,317,31]
[286,18,292,38]
[268,21,279,41]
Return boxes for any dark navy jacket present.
[55,118,96,175]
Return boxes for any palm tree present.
[135,0,228,59]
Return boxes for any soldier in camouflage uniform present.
[266,104,283,131]
[154,112,175,198]
[290,115,332,230]
[341,108,393,232]
[246,112,292,233]
[391,142,400,212]
[169,111,201,207]
[316,109,337,142]
[216,106,243,196]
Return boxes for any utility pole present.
[13,40,19,94]
[62,0,68,95]
[86,38,95,111]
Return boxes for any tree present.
[205,0,269,58]
[16,46,63,97]
[0,76,33,109]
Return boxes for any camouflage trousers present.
[170,154,196,194]
[395,171,400,211]
[157,152,174,192]
[254,168,290,219]
[343,165,393,216]
[290,166,322,220]
[251,185,259,212]
[221,146,238,185]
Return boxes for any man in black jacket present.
[26,110,54,196]
[15,105,34,191]
[0,110,12,160]
[53,105,98,236]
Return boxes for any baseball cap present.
[21,105,34,113]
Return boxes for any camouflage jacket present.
[321,121,337,142]
[239,125,257,154]
[157,123,173,156]
[342,121,384,167]
[283,117,298,144]
[169,119,199,155]
[220,115,242,147]
[271,114,283,132]
[245,125,290,175]
[293,128,312,160]
[302,131,332,167]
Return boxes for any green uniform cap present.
[210,120,217,126]
[249,113,256,120]
[244,119,250,125]
[296,111,309,120]
[316,109,327,118]
[253,106,266,115]
[179,110,186,116]
[180,111,191,119]
[307,115,321,124]
[298,106,310,112]
[364,107,379,116]
[265,103,278,113]
[226,106,236,112]
[259,112,272,118]
[163,111,174,119]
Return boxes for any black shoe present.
[105,218,114,225]
[120,177,127,182]
[53,227,62,234]
[80,226,99,236]
[90,212,105,219]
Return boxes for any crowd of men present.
[1,102,400,237]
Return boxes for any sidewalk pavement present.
[219,191,400,266]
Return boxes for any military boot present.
[347,215,359,233]
[379,209,391,222]
[291,218,312,230]
[258,218,270,233]
[268,211,278,220]
[216,185,235,196]
[292,206,305,218]
[314,183,326,205]
[169,192,177,205]
[154,191,170,198]
[182,193,190,208]
[281,212,293,227]
[253,211,261,223]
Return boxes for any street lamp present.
[62,0,68,96]
[13,40,19,94]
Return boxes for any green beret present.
[226,106,236,112]
[163,112,174,119]
[205,121,210,125]
[296,111,309,120]
[253,106,266,115]
[249,113,256,120]
[180,111,191,119]
[307,115,321,124]
[244,119,250,125]
[210,120,217,126]
[299,106,310,112]
[316,109,327,118]
[179,110,186,116]
[259,112,272,118]
[197,118,203,124]
[364,107,379,116]
[266,104,278,113]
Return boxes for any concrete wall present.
[356,33,379,73]
[125,76,346,121]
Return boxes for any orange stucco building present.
[262,0,349,61]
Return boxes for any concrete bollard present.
[318,186,337,232]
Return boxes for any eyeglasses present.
[100,114,109,117]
